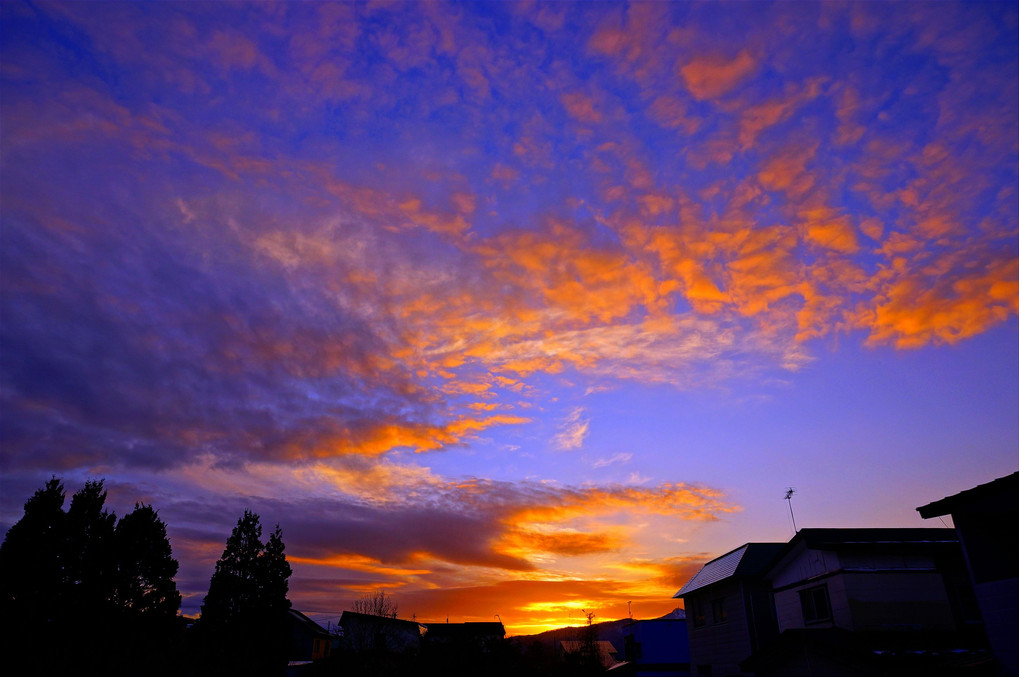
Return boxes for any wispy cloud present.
[553,408,590,451]
[593,453,632,469]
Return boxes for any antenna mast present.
[784,487,798,534]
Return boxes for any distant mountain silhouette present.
[514,608,685,650]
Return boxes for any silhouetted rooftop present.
[673,542,784,597]
[917,471,1019,518]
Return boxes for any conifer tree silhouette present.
[196,510,292,676]
[0,478,182,675]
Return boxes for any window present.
[799,584,832,623]
[691,599,706,627]
[711,598,727,624]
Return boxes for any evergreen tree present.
[65,479,118,616]
[261,523,293,616]
[201,509,264,626]
[0,477,68,673]
[0,478,182,675]
[114,503,182,619]
[112,503,184,676]
[196,510,292,676]
[261,523,293,668]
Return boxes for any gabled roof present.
[288,609,331,638]
[916,471,1019,518]
[673,542,784,597]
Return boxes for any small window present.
[799,584,832,623]
[691,599,706,628]
[711,598,727,624]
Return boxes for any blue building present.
[618,609,690,677]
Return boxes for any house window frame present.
[711,597,727,624]
[799,584,832,624]
[691,598,706,628]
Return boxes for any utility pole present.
[785,488,798,534]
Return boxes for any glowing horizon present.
[1,0,1016,637]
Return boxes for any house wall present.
[686,581,753,676]
[973,577,1019,677]
[774,571,851,631]
[743,581,779,654]
[772,546,957,633]
[768,546,840,590]
[843,571,954,630]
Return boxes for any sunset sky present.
[1,1,1017,636]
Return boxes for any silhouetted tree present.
[353,588,399,618]
[195,510,292,676]
[114,503,182,619]
[0,478,67,616]
[65,480,118,612]
[0,478,68,674]
[110,503,184,675]
[0,478,182,675]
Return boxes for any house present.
[560,639,622,669]
[619,609,690,677]
[338,610,426,654]
[918,471,1019,677]
[287,609,332,662]
[423,620,505,649]
[673,542,785,676]
[765,528,970,633]
[744,528,988,676]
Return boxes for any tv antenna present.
[784,487,798,534]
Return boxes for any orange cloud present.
[502,528,623,557]
[276,414,531,460]
[758,145,817,199]
[680,50,756,101]
[647,94,700,134]
[735,78,824,148]
[587,3,675,87]
[473,220,662,326]
[799,205,860,254]
[859,255,1018,348]
[490,163,520,183]
[506,482,738,526]
[561,91,604,124]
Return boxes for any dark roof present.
[787,528,958,548]
[677,529,960,597]
[759,528,959,580]
[674,542,784,597]
[339,611,425,633]
[288,609,331,638]
[917,471,1019,519]
[424,621,505,639]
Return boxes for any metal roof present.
[673,542,784,597]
